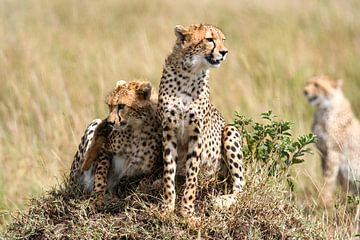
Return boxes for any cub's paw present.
[94,119,113,138]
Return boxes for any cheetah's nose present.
[219,50,228,57]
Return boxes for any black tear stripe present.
[117,106,121,119]
[210,39,216,55]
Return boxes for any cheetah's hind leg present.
[69,119,102,187]
[90,149,111,209]
[213,124,245,210]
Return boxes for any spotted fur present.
[69,80,162,205]
[158,24,245,216]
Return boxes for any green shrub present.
[234,111,317,190]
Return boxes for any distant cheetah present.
[304,75,360,204]
[158,24,245,216]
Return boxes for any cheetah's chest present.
[170,91,208,142]
[162,78,208,121]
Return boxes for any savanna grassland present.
[1,0,360,238]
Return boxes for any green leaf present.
[233,111,316,190]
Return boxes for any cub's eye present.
[314,83,319,88]
[205,38,213,42]
[117,104,125,110]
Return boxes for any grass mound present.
[3,177,324,240]
[3,112,327,239]
[2,89,355,238]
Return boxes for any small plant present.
[233,110,317,190]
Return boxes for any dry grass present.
[0,0,360,237]
[3,175,325,239]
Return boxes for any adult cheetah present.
[158,24,245,216]
[69,80,162,205]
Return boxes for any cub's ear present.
[174,25,188,43]
[138,83,152,100]
[336,79,343,89]
[116,80,127,87]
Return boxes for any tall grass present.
[0,0,359,231]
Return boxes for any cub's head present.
[174,24,228,68]
[106,80,152,129]
[304,75,343,107]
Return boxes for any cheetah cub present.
[304,75,360,204]
[69,80,162,205]
[158,24,245,217]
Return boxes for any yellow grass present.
[0,0,359,234]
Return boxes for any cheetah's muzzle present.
[308,96,318,103]
[205,55,221,66]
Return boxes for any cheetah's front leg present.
[162,123,178,213]
[91,149,111,208]
[180,123,203,217]
[322,150,341,206]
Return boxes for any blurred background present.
[0,0,359,227]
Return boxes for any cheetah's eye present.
[117,104,125,110]
[314,83,319,88]
[205,38,213,42]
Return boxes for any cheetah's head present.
[106,80,153,129]
[174,24,228,69]
[304,75,343,108]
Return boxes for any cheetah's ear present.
[174,25,188,43]
[336,79,343,89]
[139,83,152,100]
[116,80,127,87]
